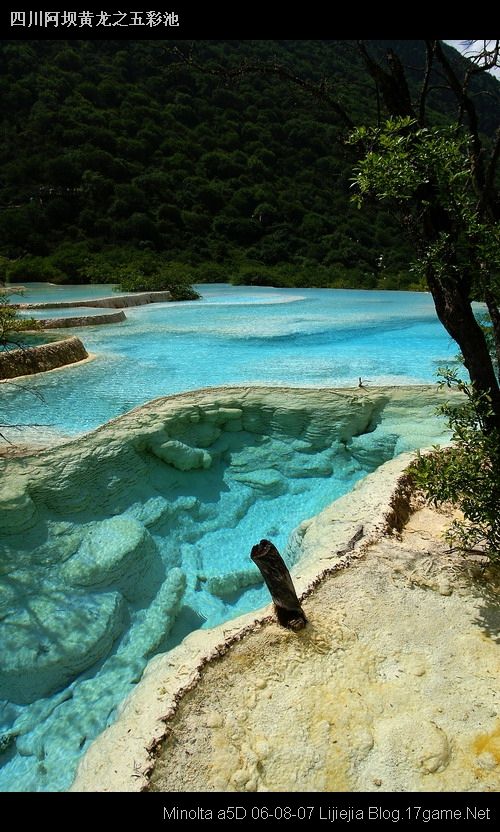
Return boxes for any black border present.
[2,790,499,824]
[0,3,482,40]
[1,2,499,812]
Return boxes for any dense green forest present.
[1,39,499,290]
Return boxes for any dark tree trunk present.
[427,270,500,427]
[358,41,500,428]
[251,539,307,631]
[484,288,500,377]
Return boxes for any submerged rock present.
[62,517,162,603]
[0,384,458,791]
[0,590,126,705]
[149,438,212,471]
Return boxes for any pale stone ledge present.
[0,335,88,379]
[41,310,126,328]
[15,290,172,310]
[69,452,419,792]
[0,385,463,791]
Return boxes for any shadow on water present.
[0,736,17,768]
[158,604,208,654]
[0,574,133,706]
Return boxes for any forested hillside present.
[1,39,499,289]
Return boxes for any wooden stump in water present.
[251,538,307,631]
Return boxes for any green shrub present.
[192,262,228,283]
[6,256,64,283]
[112,261,200,301]
[0,293,41,346]
[49,242,91,283]
[411,369,500,559]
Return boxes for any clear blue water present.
[23,307,117,319]
[12,282,123,319]
[1,283,464,434]
[0,282,466,792]
[10,281,120,303]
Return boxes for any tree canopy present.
[1,39,499,289]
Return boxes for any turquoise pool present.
[9,282,120,304]
[0,282,466,792]
[1,283,464,436]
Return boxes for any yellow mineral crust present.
[69,446,499,793]
[145,506,499,792]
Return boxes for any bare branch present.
[357,41,415,119]
[433,40,486,192]
[481,127,500,220]
[419,41,436,125]
[461,40,500,72]
[0,377,46,401]
[163,44,355,130]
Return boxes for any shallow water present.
[0,385,453,792]
[0,283,465,792]
[10,282,120,304]
[2,284,464,435]
[24,307,118,319]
